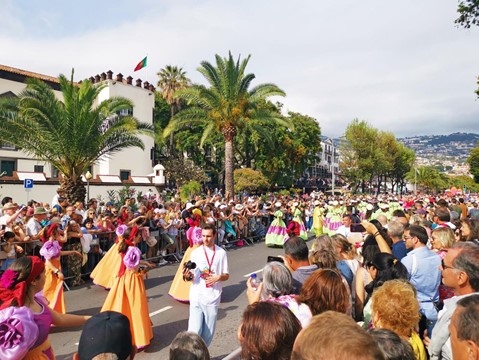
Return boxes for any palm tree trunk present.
[169,106,176,155]
[60,176,87,205]
[224,138,234,201]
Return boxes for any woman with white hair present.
[246,261,312,328]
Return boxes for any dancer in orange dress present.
[101,226,155,349]
[168,213,203,302]
[40,224,82,314]
[90,224,127,289]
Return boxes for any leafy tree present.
[164,156,209,187]
[447,174,479,193]
[456,0,479,28]
[0,73,153,203]
[180,180,201,202]
[254,111,321,186]
[234,168,270,193]
[375,131,398,193]
[389,143,415,193]
[407,166,445,193]
[341,119,379,192]
[467,143,479,182]
[165,52,286,200]
[157,65,191,154]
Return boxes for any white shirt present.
[189,244,229,306]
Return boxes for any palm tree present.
[0,72,153,203]
[157,65,190,154]
[164,52,287,199]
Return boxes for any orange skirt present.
[101,269,153,348]
[43,257,65,314]
[24,337,55,360]
[168,244,199,303]
[90,242,122,289]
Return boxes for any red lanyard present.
[203,245,216,273]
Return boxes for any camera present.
[350,224,366,233]
[267,256,284,263]
[183,260,197,270]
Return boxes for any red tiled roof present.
[0,64,61,84]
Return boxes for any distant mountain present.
[398,132,479,165]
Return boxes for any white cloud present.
[1,0,478,138]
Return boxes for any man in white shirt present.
[183,223,229,346]
[25,206,47,255]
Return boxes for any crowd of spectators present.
[2,189,479,359]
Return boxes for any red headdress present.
[0,256,45,310]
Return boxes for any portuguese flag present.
[134,56,147,72]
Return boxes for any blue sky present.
[1,0,479,138]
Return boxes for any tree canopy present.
[165,52,287,199]
[456,0,479,28]
[340,119,415,193]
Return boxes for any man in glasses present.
[428,242,479,360]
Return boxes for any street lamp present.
[85,171,93,202]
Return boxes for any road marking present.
[243,269,263,278]
[149,306,172,317]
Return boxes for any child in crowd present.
[1,231,24,270]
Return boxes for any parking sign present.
[24,178,34,190]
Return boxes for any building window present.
[34,165,44,173]
[0,160,16,176]
[1,142,16,150]
[120,170,131,181]
[51,166,60,178]
[117,108,133,116]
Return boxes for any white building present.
[0,65,164,203]
[300,135,340,191]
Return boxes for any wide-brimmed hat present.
[33,207,47,215]
[314,200,321,206]
[235,204,244,211]
[2,203,17,211]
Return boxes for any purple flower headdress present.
[0,306,39,359]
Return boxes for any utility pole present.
[332,165,335,194]
[414,165,417,195]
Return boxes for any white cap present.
[185,203,193,210]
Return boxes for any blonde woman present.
[431,226,455,301]
[371,280,426,360]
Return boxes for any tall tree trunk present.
[60,176,87,205]
[169,106,176,155]
[222,125,237,201]
[224,138,234,200]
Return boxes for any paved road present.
[49,239,292,359]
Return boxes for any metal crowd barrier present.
[2,215,271,288]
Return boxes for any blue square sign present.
[24,179,34,189]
